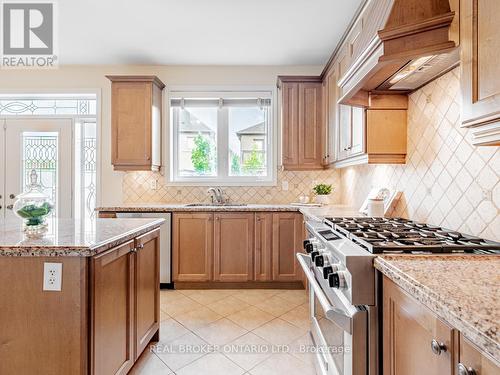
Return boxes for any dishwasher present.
[115,212,172,287]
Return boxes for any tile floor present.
[130,288,316,375]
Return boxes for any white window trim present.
[165,86,278,187]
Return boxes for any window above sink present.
[168,89,277,186]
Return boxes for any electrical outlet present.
[43,263,62,291]
[282,180,289,191]
[149,179,158,190]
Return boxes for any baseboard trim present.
[173,281,305,289]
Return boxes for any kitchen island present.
[0,217,164,375]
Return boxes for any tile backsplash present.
[123,169,341,205]
[123,68,499,240]
[341,68,500,241]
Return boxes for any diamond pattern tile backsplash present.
[341,68,500,241]
[123,169,342,205]
[123,68,499,241]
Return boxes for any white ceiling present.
[58,0,363,65]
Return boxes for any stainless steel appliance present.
[116,212,172,285]
[297,217,500,375]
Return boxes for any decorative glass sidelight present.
[0,97,97,116]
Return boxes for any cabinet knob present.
[457,363,476,375]
[6,204,13,210]
[430,339,446,355]
[137,244,144,250]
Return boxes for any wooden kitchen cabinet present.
[214,213,254,282]
[254,213,273,281]
[279,77,324,170]
[459,336,499,375]
[383,276,455,375]
[460,0,500,146]
[172,213,213,282]
[272,212,304,281]
[107,75,165,170]
[91,229,161,375]
[324,66,338,165]
[134,230,160,356]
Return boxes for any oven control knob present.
[323,266,333,279]
[304,243,314,253]
[310,251,320,262]
[328,271,347,289]
[315,255,325,267]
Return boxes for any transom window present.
[169,91,275,185]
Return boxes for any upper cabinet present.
[107,75,165,171]
[278,77,325,170]
[460,0,500,146]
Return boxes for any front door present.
[2,118,72,219]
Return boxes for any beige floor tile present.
[252,318,307,346]
[194,318,248,345]
[232,289,280,305]
[177,352,245,375]
[226,306,275,331]
[129,349,173,375]
[158,318,190,342]
[289,332,316,366]
[162,297,203,317]
[160,309,170,322]
[222,332,273,371]
[280,303,310,329]
[174,306,222,331]
[277,289,309,305]
[154,331,211,371]
[253,295,300,316]
[249,353,316,375]
[188,290,234,305]
[206,295,251,316]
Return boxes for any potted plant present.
[313,183,333,205]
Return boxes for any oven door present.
[297,253,368,375]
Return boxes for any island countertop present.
[0,217,165,257]
[375,255,500,362]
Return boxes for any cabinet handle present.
[430,339,446,355]
[136,244,144,250]
[457,363,476,375]
[130,247,137,253]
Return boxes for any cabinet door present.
[214,213,254,282]
[460,0,500,145]
[298,82,323,168]
[326,68,338,164]
[383,277,454,375]
[111,82,152,169]
[134,229,160,357]
[272,213,304,281]
[282,82,299,167]
[338,104,352,160]
[172,213,213,282]
[350,106,365,156]
[459,336,500,375]
[255,213,273,281]
[92,240,135,375]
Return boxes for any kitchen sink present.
[184,202,248,207]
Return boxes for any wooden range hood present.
[334,0,460,107]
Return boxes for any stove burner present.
[324,217,500,254]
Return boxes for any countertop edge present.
[0,219,165,257]
[96,205,302,212]
[374,257,500,363]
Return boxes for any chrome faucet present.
[207,187,225,204]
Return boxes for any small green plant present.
[313,183,333,195]
[242,145,264,174]
[191,134,213,174]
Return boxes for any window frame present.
[167,88,277,186]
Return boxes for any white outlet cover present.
[282,180,289,191]
[43,262,62,291]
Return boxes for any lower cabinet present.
[91,229,160,375]
[383,276,500,375]
[214,213,254,282]
[172,211,304,284]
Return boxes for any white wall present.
[0,65,322,206]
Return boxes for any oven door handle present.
[296,253,353,333]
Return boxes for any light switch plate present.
[43,262,62,291]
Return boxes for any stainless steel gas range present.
[297,216,500,375]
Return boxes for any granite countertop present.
[96,203,363,220]
[375,255,500,362]
[0,217,165,257]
